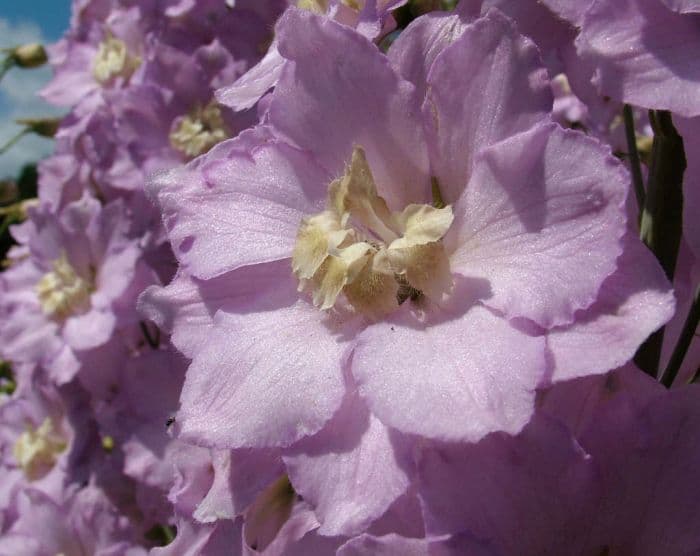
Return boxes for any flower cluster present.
[0,0,698,554]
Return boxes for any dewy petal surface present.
[177,270,352,449]
[576,0,700,116]
[149,139,329,280]
[283,392,412,537]
[423,9,552,203]
[270,8,431,210]
[351,302,546,442]
[449,122,627,328]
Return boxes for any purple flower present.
[0,484,147,555]
[217,0,407,112]
[549,0,700,116]
[0,197,156,384]
[145,8,672,459]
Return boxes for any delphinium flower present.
[0,483,147,555]
[0,0,290,551]
[0,373,70,526]
[1,0,698,552]
[0,196,156,384]
[567,0,700,117]
[142,5,675,545]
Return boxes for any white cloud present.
[0,17,62,179]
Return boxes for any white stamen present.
[13,417,67,480]
[36,253,91,318]
[170,102,228,159]
[92,35,140,84]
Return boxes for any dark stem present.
[661,285,700,387]
[431,176,445,208]
[139,321,161,349]
[622,104,645,214]
[634,110,686,379]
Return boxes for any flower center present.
[35,253,91,319]
[92,35,140,85]
[292,146,454,318]
[13,417,67,480]
[170,102,228,159]
[296,0,329,12]
[296,0,361,12]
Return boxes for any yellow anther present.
[36,253,91,318]
[13,418,66,480]
[170,102,228,158]
[92,35,140,84]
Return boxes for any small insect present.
[165,416,175,428]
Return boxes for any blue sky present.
[0,1,71,177]
[2,1,70,41]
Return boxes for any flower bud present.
[15,117,61,138]
[11,43,47,68]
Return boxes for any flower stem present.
[0,56,14,83]
[0,128,29,156]
[634,110,685,379]
[623,104,645,215]
[140,321,161,349]
[661,284,699,387]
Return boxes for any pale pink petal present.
[138,262,290,358]
[547,235,675,382]
[62,308,116,351]
[662,0,700,13]
[423,9,552,203]
[216,43,286,111]
[337,533,491,556]
[150,139,328,279]
[283,392,412,536]
[194,449,284,523]
[449,122,627,328]
[387,10,471,102]
[351,300,545,442]
[177,274,353,448]
[270,8,431,210]
[577,0,700,116]
[416,415,599,553]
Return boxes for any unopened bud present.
[11,43,47,68]
[16,117,61,138]
[0,179,18,204]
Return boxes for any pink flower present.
[145,7,672,446]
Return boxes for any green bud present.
[16,117,61,138]
[11,43,47,68]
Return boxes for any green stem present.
[0,214,14,238]
[622,104,645,215]
[0,56,14,83]
[634,110,686,379]
[661,285,700,387]
[0,128,29,156]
